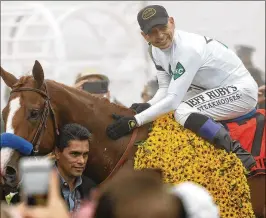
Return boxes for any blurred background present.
[1,1,265,109]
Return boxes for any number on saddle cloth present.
[223,109,266,176]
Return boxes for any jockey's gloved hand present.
[130,103,151,114]
[106,114,138,140]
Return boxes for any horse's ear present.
[32,60,44,89]
[0,66,18,88]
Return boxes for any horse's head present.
[1,61,150,186]
[1,61,58,186]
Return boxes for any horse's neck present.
[47,80,145,183]
[48,80,132,130]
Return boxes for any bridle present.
[10,81,59,155]
[9,81,139,182]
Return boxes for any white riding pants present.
[175,76,258,126]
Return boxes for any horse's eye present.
[29,110,40,120]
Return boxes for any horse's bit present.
[10,82,59,155]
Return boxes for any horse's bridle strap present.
[11,87,49,99]
[31,99,49,152]
[10,83,59,155]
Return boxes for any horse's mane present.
[13,75,130,114]
[49,79,130,114]
[12,75,32,89]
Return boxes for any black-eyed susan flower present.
[134,112,254,218]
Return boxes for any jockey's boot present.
[184,113,256,170]
[212,127,256,170]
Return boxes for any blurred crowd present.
[235,45,265,109]
[2,163,220,218]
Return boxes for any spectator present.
[235,45,265,86]
[74,69,111,99]
[74,69,124,106]
[1,168,219,218]
[54,123,96,213]
[235,45,265,109]
[141,79,159,103]
[171,182,220,218]
[258,85,266,106]
[92,168,180,218]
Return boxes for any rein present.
[100,128,139,186]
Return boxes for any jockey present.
[106,5,258,170]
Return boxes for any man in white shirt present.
[106,5,257,170]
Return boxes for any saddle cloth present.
[224,109,265,177]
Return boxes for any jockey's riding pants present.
[174,74,258,125]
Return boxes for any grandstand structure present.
[1,1,264,107]
[1,1,152,106]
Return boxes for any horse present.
[0,61,265,217]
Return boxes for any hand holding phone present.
[82,81,109,94]
[19,157,53,206]
[20,169,69,218]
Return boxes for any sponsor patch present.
[169,62,186,80]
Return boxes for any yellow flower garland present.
[134,113,254,218]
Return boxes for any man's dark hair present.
[57,123,91,151]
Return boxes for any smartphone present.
[82,81,109,94]
[19,157,53,206]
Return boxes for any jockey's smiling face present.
[141,17,175,49]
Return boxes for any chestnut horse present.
[0,61,265,217]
